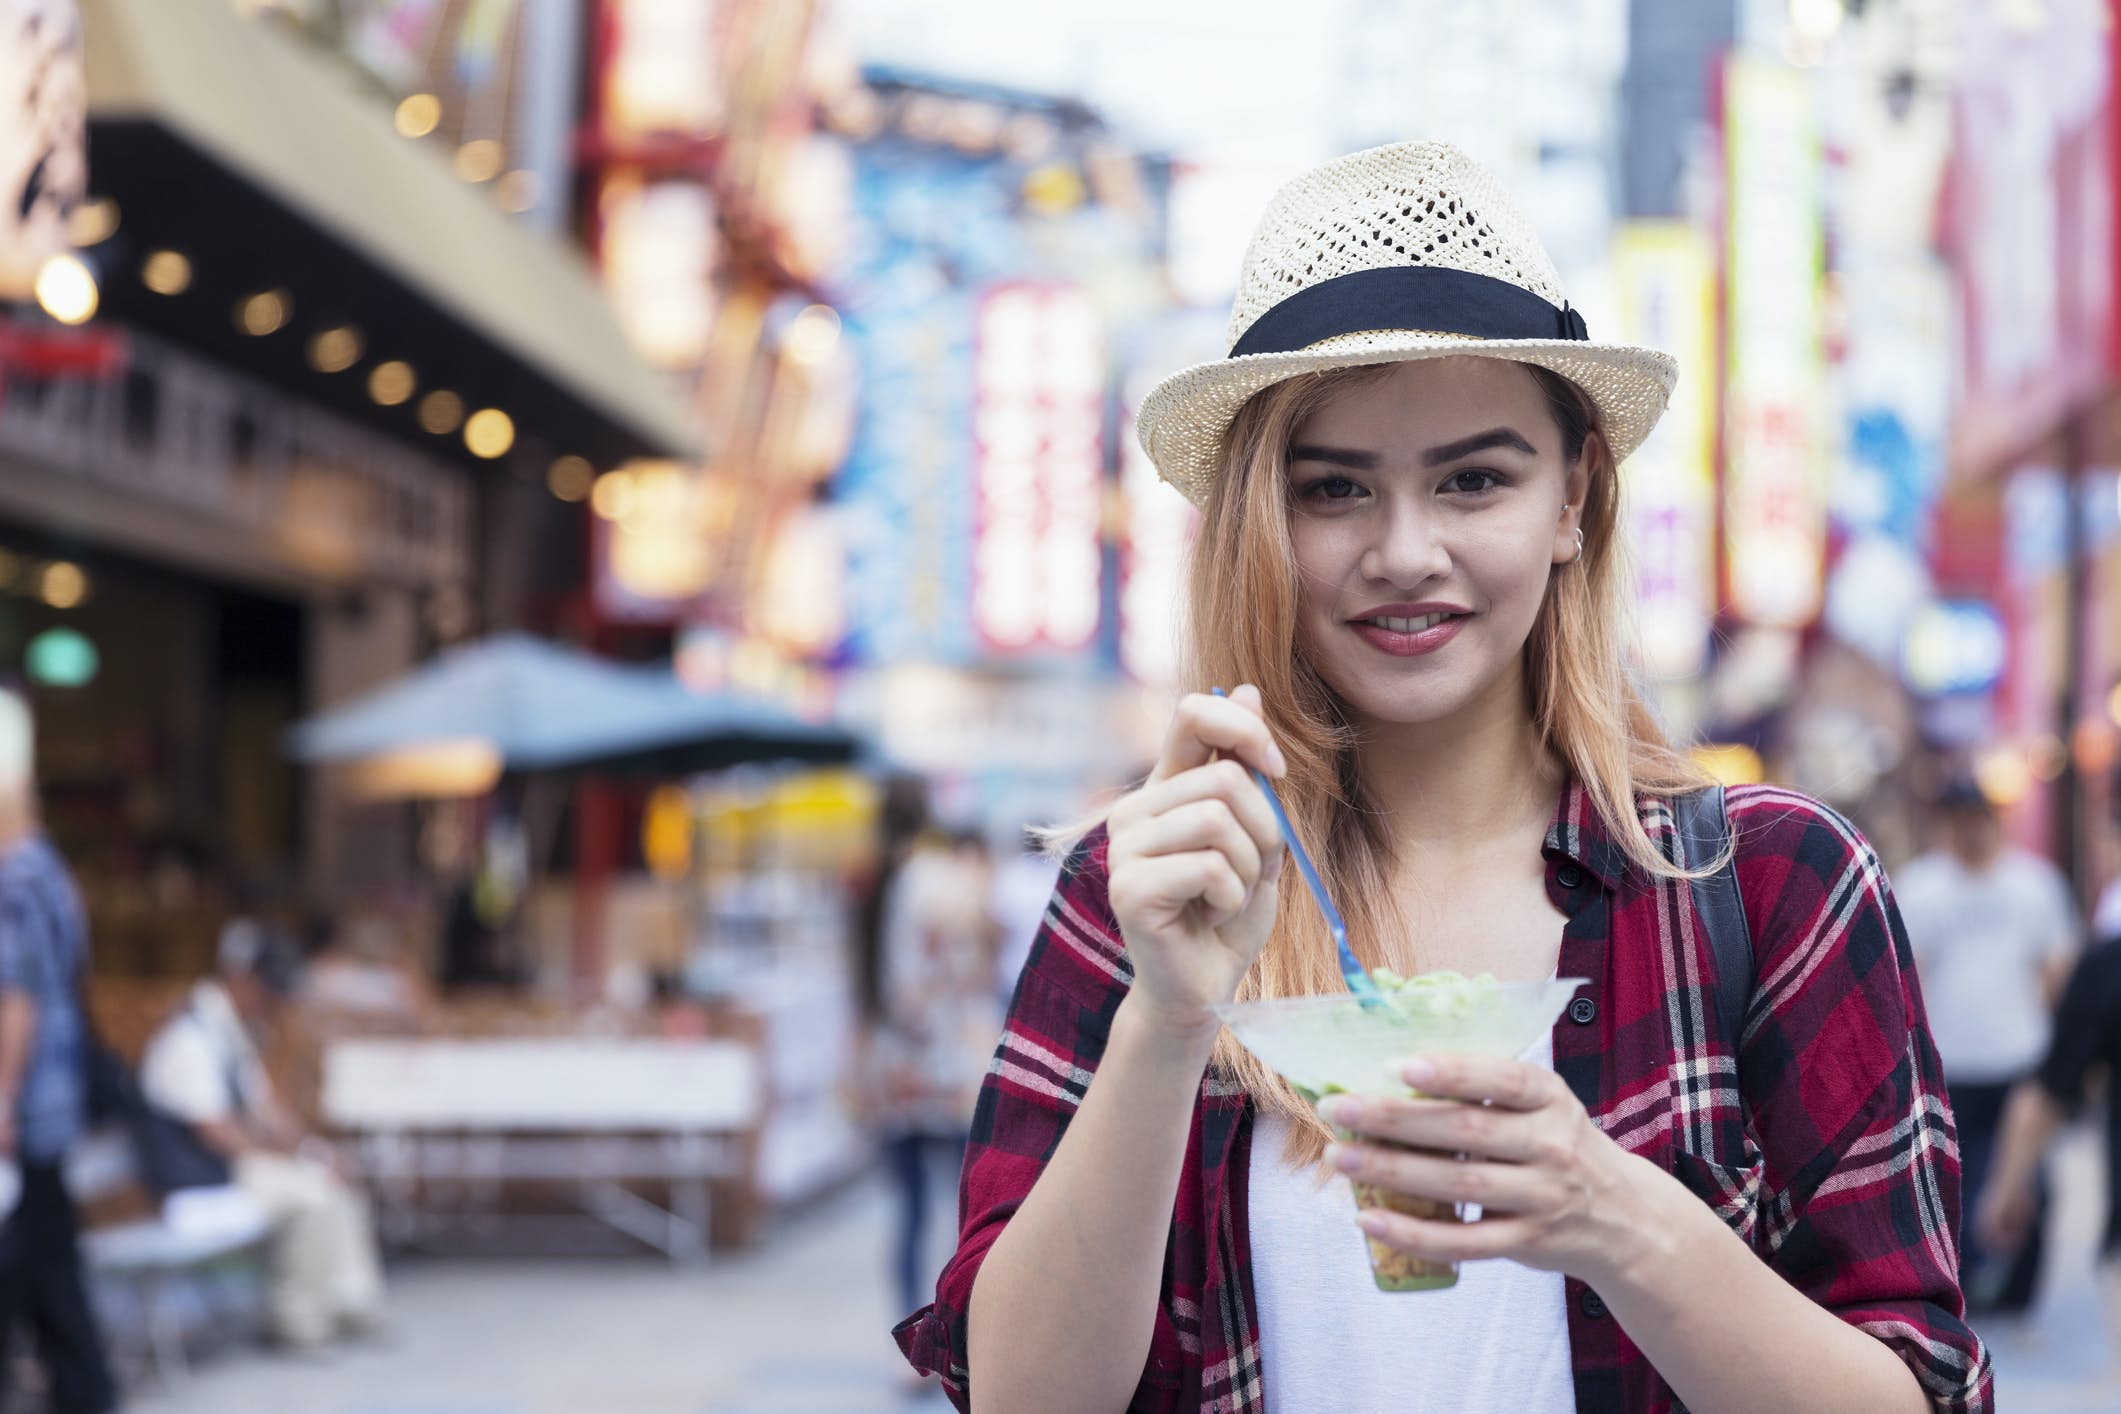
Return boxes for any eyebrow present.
[1286,444,1379,469]
[1420,427,1538,466]
[1287,426,1539,472]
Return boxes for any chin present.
[1307,656,1491,729]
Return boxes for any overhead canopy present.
[287,633,858,775]
[77,0,699,464]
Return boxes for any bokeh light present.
[236,289,291,336]
[308,325,365,374]
[39,562,89,610]
[34,254,98,325]
[394,92,442,139]
[548,456,595,502]
[367,360,417,406]
[140,249,192,295]
[463,408,516,458]
[418,389,466,434]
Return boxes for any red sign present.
[1945,0,2114,480]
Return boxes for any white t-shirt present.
[2092,876,2121,942]
[139,981,272,1125]
[1894,848,2078,1084]
[1248,1031,1575,1414]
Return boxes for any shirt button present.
[1569,997,1598,1026]
[1556,864,1585,889]
[1580,1288,1608,1319]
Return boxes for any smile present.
[1348,612,1469,657]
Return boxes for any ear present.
[1554,450,1594,564]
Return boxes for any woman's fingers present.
[1320,1092,1551,1164]
[1107,848,1249,923]
[1124,761,1282,866]
[1354,1206,1539,1265]
[1149,686,1287,785]
[1121,798,1264,888]
[1325,1140,1552,1214]
[1394,1055,1562,1112]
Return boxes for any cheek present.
[1288,520,1353,614]
[1457,517,1557,604]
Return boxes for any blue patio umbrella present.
[286,633,858,774]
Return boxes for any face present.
[1284,357,1587,733]
[1943,806,1999,863]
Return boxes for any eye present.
[1298,475,1365,503]
[1442,468,1506,496]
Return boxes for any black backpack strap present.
[1672,785,1755,1049]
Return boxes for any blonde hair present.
[1184,360,1711,1163]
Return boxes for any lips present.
[1347,610,1469,658]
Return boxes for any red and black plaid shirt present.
[895,781,1994,1412]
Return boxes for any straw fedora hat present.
[1135,141,1679,508]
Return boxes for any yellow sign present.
[1611,222,1718,679]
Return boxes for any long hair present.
[1184,360,1712,1163]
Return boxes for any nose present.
[1358,493,1451,589]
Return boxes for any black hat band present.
[1227,265,1589,359]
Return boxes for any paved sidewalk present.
[121,1131,2121,1413]
[1978,1124,2121,1414]
[126,1177,951,1414]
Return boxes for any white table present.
[321,1037,761,1260]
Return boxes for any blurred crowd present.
[1894,778,2121,1366]
[0,676,1076,1409]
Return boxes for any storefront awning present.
[77,0,699,461]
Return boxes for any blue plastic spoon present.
[1211,687,1386,1008]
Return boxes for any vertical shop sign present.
[972,283,1104,653]
[1723,57,1828,629]
[1611,222,1717,678]
[1947,0,2111,480]
[1118,404,1195,686]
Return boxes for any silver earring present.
[1573,527,1586,562]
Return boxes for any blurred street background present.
[0,0,2119,1409]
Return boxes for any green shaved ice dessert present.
[1212,970,1581,1102]
[1211,969,1587,1295]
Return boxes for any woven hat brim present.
[1135,334,1680,508]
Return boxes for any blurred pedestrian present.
[865,793,1002,1327]
[1895,776,2079,1314]
[300,914,430,1022]
[989,827,1060,1009]
[1975,937,2121,1360]
[0,688,117,1413]
[139,921,384,1350]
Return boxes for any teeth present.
[1369,613,1452,633]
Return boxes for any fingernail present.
[1326,1143,1361,1173]
[1319,1096,1359,1126]
[1355,1211,1387,1237]
[1400,1058,1437,1087]
[1268,746,1289,777]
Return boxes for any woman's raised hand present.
[1105,684,1288,1041]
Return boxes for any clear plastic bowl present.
[1209,976,1588,1100]
[1211,975,1588,1291]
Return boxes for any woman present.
[895,142,1990,1413]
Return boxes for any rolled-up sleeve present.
[892,826,1140,1412]
[1728,789,1993,1412]
[0,897,30,995]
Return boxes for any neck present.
[0,797,37,851]
[1349,664,1561,856]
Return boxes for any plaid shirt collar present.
[1543,776,1632,895]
